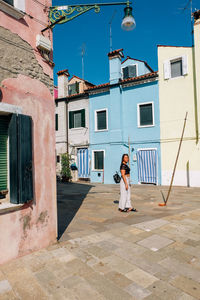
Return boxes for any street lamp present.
[121,1,136,31]
[41,1,135,32]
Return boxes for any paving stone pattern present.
[0,182,200,299]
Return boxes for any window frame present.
[95,108,108,132]
[170,58,183,78]
[164,55,188,80]
[0,103,34,212]
[137,102,155,128]
[92,150,105,171]
[122,64,138,79]
[0,0,25,19]
[68,82,79,96]
[69,109,85,129]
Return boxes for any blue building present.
[87,49,161,185]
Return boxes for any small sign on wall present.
[133,154,137,161]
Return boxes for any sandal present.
[118,208,128,212]
[126,208,138,212]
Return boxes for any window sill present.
[70,127,87,131]
[95,129,108,132]
[0,0,25,19]
[165,74,187,81]
[0,201,23,214]
[138,124,155,128]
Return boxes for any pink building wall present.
[0,0,57,264]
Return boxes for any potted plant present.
[61,153,72,182]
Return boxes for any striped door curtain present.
[77,148,89,178]
[136,149,157,184]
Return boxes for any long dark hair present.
[121,154,129,165]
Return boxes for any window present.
[164,55,188,80]
[93,151,104,170]
[0,113,33,204]
[55,114,58,131]
[95,109,107,131]
[68,82,79,96]
[171,59,182,78]
[3,0,13,5]
[0,0,26,19]
[56,155,60,163]
[122,65,137,79]
[138,103,154,127]
[69,109,85,129]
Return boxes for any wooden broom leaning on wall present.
[159,112,188,206]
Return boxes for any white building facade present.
[158,11,200,187]
[55,70,94,181]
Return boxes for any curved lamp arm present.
[41,1,132,32]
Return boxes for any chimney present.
[108,49,124,84]
[193,10,200,133]
[57,69,70,98]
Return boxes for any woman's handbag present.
[113,171,121,183]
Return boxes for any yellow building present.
[158,11,200,187]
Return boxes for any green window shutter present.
[94,151,104,170]
[140,104,153,126]
[97,110,107,130]
[3,0,14,5]
[76,82,79,93]
[69,111,74,129]
[55,114,58,131]
[0,116,10,191]
[9,114,33,204]
[68,83,77,95]
[81,109,85,127]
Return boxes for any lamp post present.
[41,1,136,32]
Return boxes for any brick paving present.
[0,182,200,299]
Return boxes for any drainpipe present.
[66,100,69,154]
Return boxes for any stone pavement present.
[1,182,200,300]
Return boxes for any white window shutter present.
[14,0,26,12]
[182,55,188,75]
[163,60,171,79]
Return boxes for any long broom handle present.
[165,112,188,205]
[128,136,131,181]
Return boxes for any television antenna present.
[180,0,194,45]
[81,43,86,79]
[109,10,117,52]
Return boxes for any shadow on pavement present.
[57,181,94,240]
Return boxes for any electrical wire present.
[31,0,47,8]
[25,13,48,26]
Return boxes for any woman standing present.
[119,154,137,212]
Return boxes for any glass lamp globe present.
[121,6,136,31]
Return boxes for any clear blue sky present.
[52,0,199,86]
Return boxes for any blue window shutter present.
[9,114,33,204]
